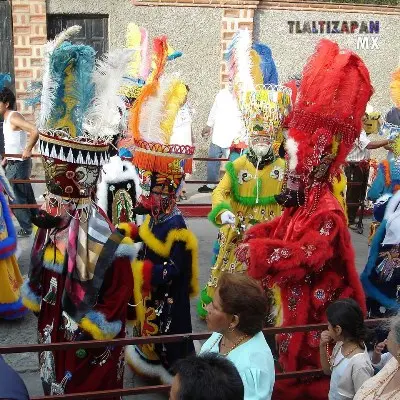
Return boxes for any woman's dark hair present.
[172,353,244,400]
[326,298,368,343]
[0,88,16,110]
[218,273,268,336]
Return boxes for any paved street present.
[0,182,372,399]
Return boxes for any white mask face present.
[249,135,273,157]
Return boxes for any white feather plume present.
[225,29,255,101]
[236,29,255,94]
[138,74,172,144]
[84,48,134,140]
[38,26,82,130]
[285,137,299,171]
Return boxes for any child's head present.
[326,298,367,344]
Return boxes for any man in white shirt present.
[0,87,39,237]
[385,107,400,161]
[170,85,194,201]
[198,87,244,193]
[345,125,390,225]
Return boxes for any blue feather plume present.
[25,81,43,108]
[252,43,278,85]
[0,73,11,91]
[70,45,96,136]
[47,42,95,136]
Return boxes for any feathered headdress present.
[29,26,132,198]
[282,79,299,129]
[225,30,291,140]
[124,36,193,199]
[119,23,150,104]
[252,43,278,85]
[286,39,373,177]
[390,66,400,108]
[128,37,193,177]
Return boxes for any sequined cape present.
[243,184,366,400]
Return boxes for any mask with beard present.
[32,209,63,229]
[249,135,274,158]
[133,193,175,219]
[275,173,305,208]
[249,135,272,158]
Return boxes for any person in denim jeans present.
[5,159,38,235]
[0,87,39,237]
[198,87,244,193]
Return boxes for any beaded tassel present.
[43,277,57,306]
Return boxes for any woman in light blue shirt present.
[200,273,275,400]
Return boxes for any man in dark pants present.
[0,87,39,237]
[345,110,390,226]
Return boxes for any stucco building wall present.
[255,9,400,114]
[14,1,399,169]
[46,0,222,176]
[254,9,400,159]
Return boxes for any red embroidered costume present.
[21,27,136,398]
[238,39,373,399]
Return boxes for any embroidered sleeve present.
[80,257,133,340]
[243,215,282,241]
[246,213,341,281]
[266,247,291,264]
[319,219,334,236]
[21,280,42,313]
[150,242,185,285]
[209,172,233,226]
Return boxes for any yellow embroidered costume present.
[197,30,292,317]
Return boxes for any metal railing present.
[0,152,384,397]
[0,319,385,399]
[3,153,231,217]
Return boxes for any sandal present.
[17,229,32,238]
[180,191,188,201]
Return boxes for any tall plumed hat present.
[119,23,150,106]
[118,24,183,153]
[120,23,183,105]
[225,30,291,143]
[286,39,373,178]
[29,26,132,198]
[128,36,194,196]
[282,79,299,129]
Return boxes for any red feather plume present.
[289,39,374,177]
